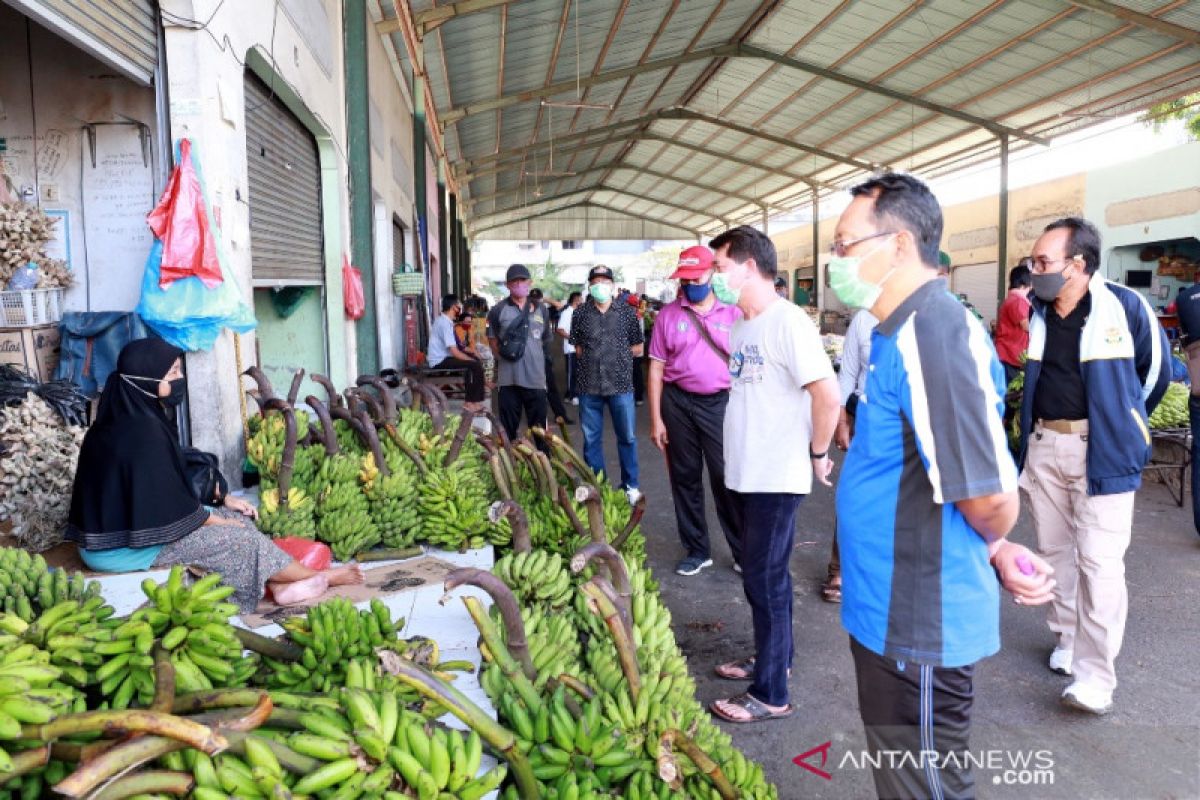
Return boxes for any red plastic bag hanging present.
[343,255,365,320]
[146,138,223,289]
[273,537,332,570]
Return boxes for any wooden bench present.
[404,358,467,400]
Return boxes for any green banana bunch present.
[245,411,308,479]
[257,486,318,540]
[491,549,575,610]
[265,598,402,692]
[362,454,422,549]
[0,548,102,622]
[333,419,365,455]
[0,595,116,688]
[0,641,83,773]
[417,466,501,551]
[395,407,433,445]
[95,567,253,708]
[1149,382,1190,429]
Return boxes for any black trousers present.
[661,383,741,563]
[564,353,577,399]
[432,356,485,403]
[544,356,569,421]
[497,385,548,451]
[851,637,976,800]
[633,356,646,402]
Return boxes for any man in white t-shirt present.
[706,225,840,724]
[556,291,583,404]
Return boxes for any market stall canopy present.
[377,0,1200,240]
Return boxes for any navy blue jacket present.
[1176,282,1200,345]
[1019,273,1171,495]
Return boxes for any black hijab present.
[66,338,207,550]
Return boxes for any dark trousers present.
[661,383,741,563]
[851,637,976,800]
[1191,394,1200,536]
[633,356,646,403]
[497,386,547,450]
[544,356,569,421]
[432,357,485,403]
[730,491,801,707]
[564,353,577,399]
[1002,361,1021,388]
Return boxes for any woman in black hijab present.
[67,338,362,612]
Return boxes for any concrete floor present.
[570,391,1200,800]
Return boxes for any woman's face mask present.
[163,378,187,408]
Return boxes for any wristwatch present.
[809,447,828,460]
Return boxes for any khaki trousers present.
[1018,424,1134,692]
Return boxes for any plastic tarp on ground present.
[136,138,255,352]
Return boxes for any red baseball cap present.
[670,245,714,280]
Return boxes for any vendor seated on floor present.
[65,338,364,614]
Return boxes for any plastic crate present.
[0,288,64,327]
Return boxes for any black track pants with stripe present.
[851,637,976,800]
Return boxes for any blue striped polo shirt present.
[837,279,1018,668]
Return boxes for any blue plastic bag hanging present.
[136,139,255,351]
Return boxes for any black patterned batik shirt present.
[569,298,645,397]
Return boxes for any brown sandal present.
[820,569,842,603]
[714,658,756,680]
[710,692,794,724]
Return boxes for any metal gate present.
[951,262,999,325]
[9,0,156,84]
[244,73,324,286]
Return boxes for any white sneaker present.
[570,397,579,406]
[1061,681,1113,715]
[1048,647,1073,676]
[625,487,643,505]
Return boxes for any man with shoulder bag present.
[648,246,744,576]
[487,264,553,448]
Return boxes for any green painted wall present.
[253,288,329,403]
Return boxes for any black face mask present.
[163,378,187,408]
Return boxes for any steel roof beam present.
[471,185,732,228]
[1063,0,1200,45]
[464,162,764,210]
[470,201,702,238]
[439,43,1045,144]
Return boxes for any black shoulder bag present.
[497,302,533,362]
[182,447,228,505]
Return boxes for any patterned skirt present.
[152,510,294,614]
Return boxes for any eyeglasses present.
[830,231,896,258]
[1027,255,1080,274]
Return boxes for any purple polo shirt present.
[648,297,742,395]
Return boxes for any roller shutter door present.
[9,0,157,84]
[392,220,406,271]
[244,73,324,285]
[951,262,999,325]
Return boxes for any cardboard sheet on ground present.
[239,555,458,629]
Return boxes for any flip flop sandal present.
[714,657,756,681]
[710,692,794,724]
[820,579,842,603]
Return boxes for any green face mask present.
[589,282,613,304]
[828,242,895,309]
[711,272,741,305]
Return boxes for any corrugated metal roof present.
[381,0,1200,240]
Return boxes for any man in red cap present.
[648,245,745,576]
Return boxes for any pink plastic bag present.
[273,537,332,570]
[343,254,365,320]
[147,138,223,289]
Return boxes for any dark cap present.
[587,265,615,283]
[506,264,532,282]
[529,288,544,300]
[774,276,787,288]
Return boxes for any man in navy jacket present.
[1176,273,1200,536]
[1019,217,1170,715]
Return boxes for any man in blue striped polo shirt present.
[833,173,1057,800]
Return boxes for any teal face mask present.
[711,272,741,305]
[589,282,613,304]
[828,242,895,309]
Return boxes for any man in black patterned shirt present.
[570,265,645,503]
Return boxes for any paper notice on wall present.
[80,124,155,311]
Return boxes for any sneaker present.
[1061,681,1113,715]
[732,563,743,575]
[625,487,643,505]
[676,557,713,576]
[1048,647,1074,677]
[570,397,579,406]
[636,400,645,406]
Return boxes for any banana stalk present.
[357,375,398,423]
[580,578,640,701]
[53,736,188,798]
[262,399,299,510]
[384,423,429,477]
[534,450,559,499]
[489,500,531,553]
[92,770,194,800]
[410,383,445,434]
[172,688,274,715]
[574,485,606,544]
[611,492,647,551]
[377,654,540,800]
[546,432,596,486]
[0,745,48,785]
[555,674,595,701]
[446,408,476,465]
[25,710,227,753]
[557,486,589,540]
[354,409,391,478]
[305,394,340,456]
[555,415,573,448]
[286,368,306,406]
[571,542,632,632]
[489,454,513,501]
[233,627,303,662]
[658,729,737,800]
[151,645,175,712]
[311,373,344,408]
[348,388,387,427]
[356,545,423,562]
[443,569,535,682]
[243,366,278,406]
